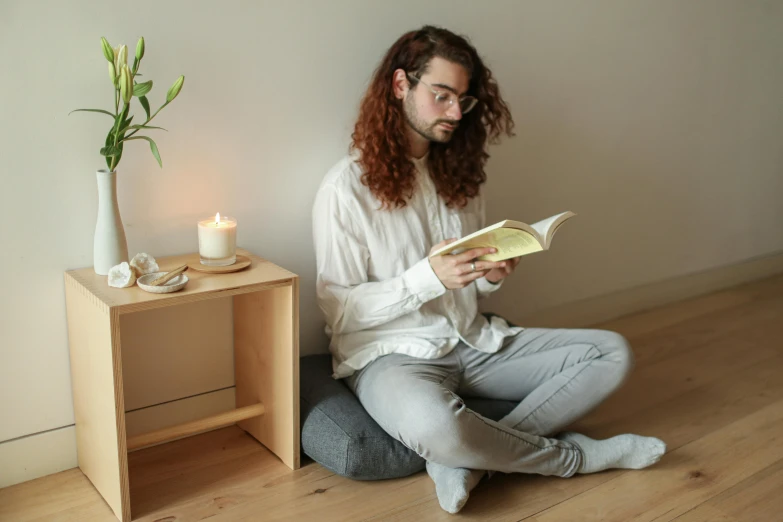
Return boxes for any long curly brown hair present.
[351,26,514,209]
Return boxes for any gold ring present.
[471,262,476,272]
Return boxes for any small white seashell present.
[130,253,159,276]
[108,262,137,288]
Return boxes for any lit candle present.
[197,212,237,266]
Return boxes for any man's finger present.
[430,238,459,255]
[477,261,505,271]
[455,247,496,263]
[457,260,503,275]
[458,271,489,285]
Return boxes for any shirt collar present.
[410,150,430,170]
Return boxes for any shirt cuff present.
[476,276,503,297]
[403,257,447,303]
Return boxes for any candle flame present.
[215,212,220,225]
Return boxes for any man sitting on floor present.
[312,25,666,514]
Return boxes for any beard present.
[403,94,459,143]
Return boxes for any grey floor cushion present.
[300,353,517,480]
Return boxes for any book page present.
[446,228,543,262]
[530,213,564,241]
[530,211,575,248]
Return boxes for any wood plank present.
[64,274,130,521]
[592,273,783,340]
[593,286,751,340]
[127,429,434,522]
[572,297,783,430]
[533,398,783,522]
[234,282,300,470]
[0,468,115,522]
[619,291,783,368]
[673,458,783,522]
[670,504,739,522]
[126,403,265,450]
[126,427,330,521]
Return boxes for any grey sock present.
[426,461,485,514]
[559,432,667,474]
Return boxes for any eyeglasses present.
[407,73,478,114]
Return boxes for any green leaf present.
[132,80,152,97]
[123,136,162,167]
[69,108,115,118]
[100,144,123,157]
[113,105,129,134]
[125,124,167,132]
[119,115,134,134]
[139,96,151,120]
[105,124,124,170]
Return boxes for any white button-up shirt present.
[313,153,523,378]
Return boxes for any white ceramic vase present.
[93,169,129,275]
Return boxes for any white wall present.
[1,0,782,487]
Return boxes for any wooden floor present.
[3,274,783,522]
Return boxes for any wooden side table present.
[64,249,300,521]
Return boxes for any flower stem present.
[124,102,167,140]
[109,102,129,172]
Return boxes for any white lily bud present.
[117,45,128,71]
[120,65,132,104]
[101,37,114,63]
[135,37,145,62]
[166,75,185,103]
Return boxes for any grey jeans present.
[346,327,634,477]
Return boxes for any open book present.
[430,211,576,262]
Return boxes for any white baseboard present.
[0,387,236,489]
[516,250,783,328]
[0,426,77,489]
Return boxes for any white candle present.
[198,212,237,266]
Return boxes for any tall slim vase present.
[94,169,129,275]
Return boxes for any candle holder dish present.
[183,253,252,274]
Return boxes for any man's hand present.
[428,239,507,290]
[485,256,521,284]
